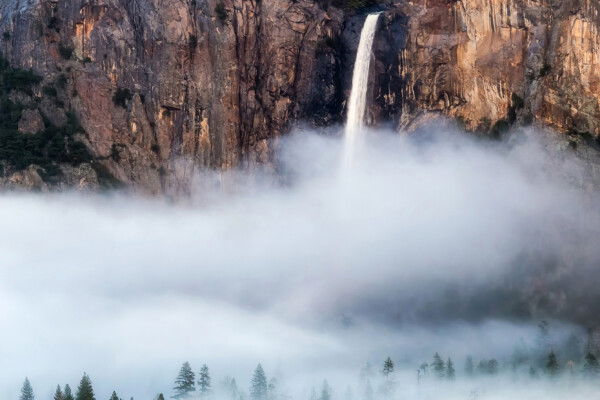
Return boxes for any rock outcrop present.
[0,0,344,193]
[366,0,600,142]
[0,0,599,192]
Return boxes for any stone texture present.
[1,166,48,191]
[18,108,45,134]
[0,0,344,194]
[366,0,600,139]
[0,0,599,192]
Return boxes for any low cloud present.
[0,126,599,398]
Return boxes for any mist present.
[1,125,599,399]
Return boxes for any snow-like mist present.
[1,126,599,399]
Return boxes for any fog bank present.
[1,126,599,398]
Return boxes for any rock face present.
[367,0,600,140]
[0,0,599,192]
[0,0,344,193]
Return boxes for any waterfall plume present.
[343,13,381,166]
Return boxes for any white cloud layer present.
[0,126,599,399]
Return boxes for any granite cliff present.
[0,0,599,192]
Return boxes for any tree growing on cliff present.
[173,362,196,399]
[215,2,228,22]
[20,378,34,400]
[75,374,95,400]
[112,88,132,109]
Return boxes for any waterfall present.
[344,13,380,165]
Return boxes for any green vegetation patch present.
[112,87,132,108]
[0,55,92,180]
[0,58,42,96]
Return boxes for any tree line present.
[16,349,600,400]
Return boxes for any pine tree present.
[250,364,268,400]
[319,381,331,400]
[464,356,474,376]
[432,353,445,378]
[583,352,599,375]
[64,385,75,400]
[487,359,499,375]
[54,385,64,400]
[446,358,455,380]
[156,395,165,400]
[76,374,95,400]
[198,364,211,397]
[382,358,394,378]
[173,362,196,399]
[109,391,120,400]
[545,351,559,377]
[20,378,34,400]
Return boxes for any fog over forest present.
[2,126,600,399]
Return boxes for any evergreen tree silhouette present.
[64,385,75,400]
[75,374,95,400]
[173,362,196,399]
[382,357,394,378]
[446,358,455,380]
[20,378,34,400]
[584,352,599,375]
[198,364,211,397]
[54,385,64,400]
[250,364,268,400]
[432,353,445,378]
[545,351,559,377]
[319,381,331,400]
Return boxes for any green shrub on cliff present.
[0,54,92,179]
[113,87,132,108]
[215,2,228,22]
[1,67,42,95]
[0,106,91,175]
[58,43,74,60]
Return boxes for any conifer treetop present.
[20,378,35,400]
[75,374,95,400]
